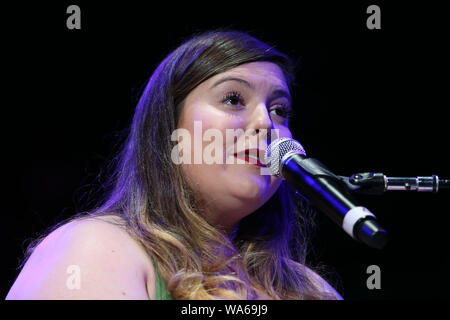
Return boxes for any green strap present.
[151,256,173,300]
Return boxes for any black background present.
[3,1,449,300]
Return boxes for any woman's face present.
[176,61,293,233]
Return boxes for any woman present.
[6,30,342,300]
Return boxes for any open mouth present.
[233,149,266,167]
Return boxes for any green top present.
[151,256,173,300]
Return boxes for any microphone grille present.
[264,138,306,178]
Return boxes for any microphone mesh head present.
[264,138,306,178]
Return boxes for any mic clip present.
[338,172,386,195]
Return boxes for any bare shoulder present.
[305,266,343,300]
[6,215,156,300]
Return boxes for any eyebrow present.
[210,76,254,89]
[211,76,292,104]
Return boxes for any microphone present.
[264,137,388,249]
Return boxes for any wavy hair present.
[22,29,339,299]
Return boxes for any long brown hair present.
[22,29,339,299]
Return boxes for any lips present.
[233,148,266,167]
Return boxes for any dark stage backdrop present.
[3,2,449,300]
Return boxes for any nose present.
[247,103,274,142]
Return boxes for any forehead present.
[207,61,288,89]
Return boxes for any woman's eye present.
[222,91,245,107]
[270,105,291,118]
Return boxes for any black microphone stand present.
[338,173,450,195]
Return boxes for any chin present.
[226,171,280,207]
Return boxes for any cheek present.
[177,105,240,185]
[181,103,245,133]
[185,106,246,159]
[274,125,293,140]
